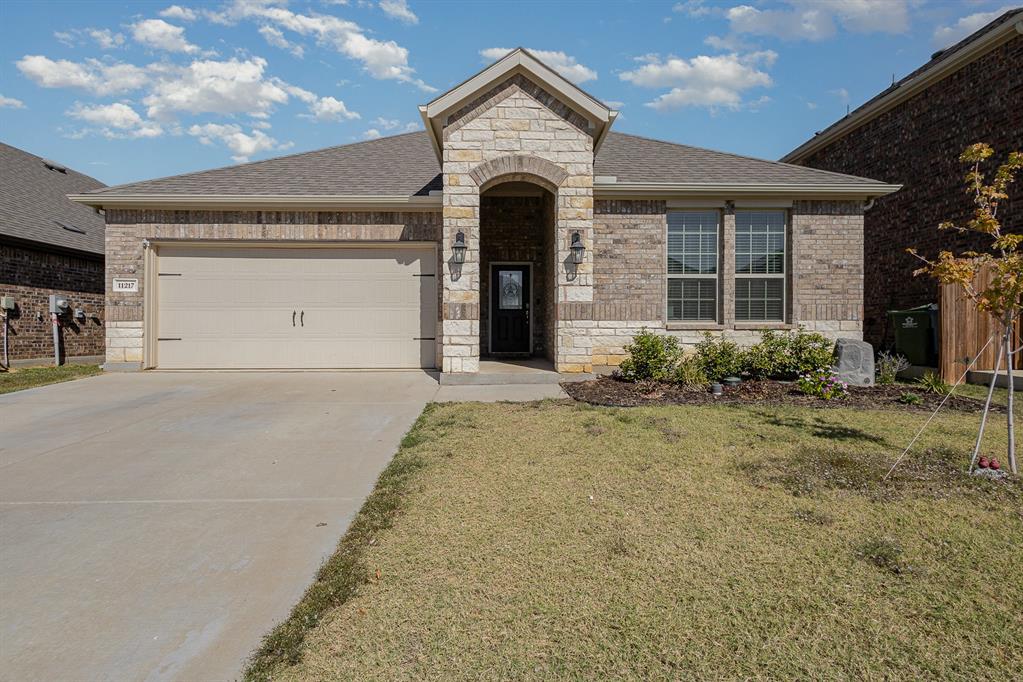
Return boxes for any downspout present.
[863,197,876,211]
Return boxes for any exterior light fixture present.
[570,232,585,265]
[452,231,467,264]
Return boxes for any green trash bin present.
[888,304,938,366]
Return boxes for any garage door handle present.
[292,311,296,327]
[300,310,304,327]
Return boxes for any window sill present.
[733,322,795,331]
[666,322,725,331]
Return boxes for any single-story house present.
[71,49,899,378]
[1,142,106,368]
[782,8,1022,350]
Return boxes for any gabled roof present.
[0,142,106,256]
[419,47,617,162]
[782,8,1023,164]
[71,130,897,209]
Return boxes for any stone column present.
[441,150,482,373]
[721,202,736,328]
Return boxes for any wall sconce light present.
[570,232,585,265]
[452,231,467,264]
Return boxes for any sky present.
[0,0,1016,187]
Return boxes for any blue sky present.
[0,0,1015,186]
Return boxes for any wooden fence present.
[939,262,1023,382]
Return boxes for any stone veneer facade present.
[99,76,867,373]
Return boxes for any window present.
[667,211,719,321]
[735,210,786,321]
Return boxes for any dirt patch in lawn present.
[563,376,1001,412]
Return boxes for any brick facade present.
[1,242,105,364]
[792,34,1022,347]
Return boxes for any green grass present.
[249,399,1022,681]
[0,364,102,394]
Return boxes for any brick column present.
[721,202,736,327]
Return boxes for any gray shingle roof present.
[1,142,106,255]
[83,129,889,199]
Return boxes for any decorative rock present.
[972,467,1008,480]
[833,337,875,387]
[723,376,741,387]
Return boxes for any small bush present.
[898,391,923,405]
[743,328,836,380]
[797,369,849,400]
[618,329,681,382]
[673,354,709,389]
[694,333,746,381]
[918,371,951,395]
[876,351,910,385]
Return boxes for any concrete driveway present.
[0,371,440,681]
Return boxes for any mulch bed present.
[563,376,1002,413]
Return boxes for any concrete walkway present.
[0,371,566,681]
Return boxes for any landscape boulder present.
[833,338,875,387]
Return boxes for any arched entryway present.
[479,178,557,364]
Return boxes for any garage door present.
[155,245,437,369]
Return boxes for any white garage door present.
[155,245,437,369]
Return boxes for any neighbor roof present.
[782,8,1023,163]
[74,130,895,209]
[0,142,106,256]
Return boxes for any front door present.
[490,264,530,354]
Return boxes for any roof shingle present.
[0,143,106,255]
[83,130,889,200]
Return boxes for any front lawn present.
[0,364,102,394]
[250,399,1021,680]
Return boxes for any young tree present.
[908,143,1022,474]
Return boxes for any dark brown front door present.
[490,264,530,354]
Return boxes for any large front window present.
[667,210,719,322]
[735,210,786,321]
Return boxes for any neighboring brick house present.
[782,9,1022,349]
[71,49,897,379]
[1,143,106,367]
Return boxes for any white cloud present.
[67,101,164,138]
[143,57,291,120]
[211,0,434,91]
[89,29,125,49]
[16,55,149,95]
[379,0,418,24]
[830,87,849,103]
[673,0,715,17]
[372,116,400,129]
[724,1,910,42]
[363,128,381,139]
[932,5,1016,48]
[306,95,360,121]
[259,25,304,57]
[620,51,775,111]
[479,47,597,84]
[188,123,285,161]
[52,28,125,50]
[131,18,200,54]
[369,117,419,132]
[159,5,198,21]
[0,94,26,109]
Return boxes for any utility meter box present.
[0,296,14,311]
[49,294,70,315]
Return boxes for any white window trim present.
[666,210,721,323]
[734,209,788,323]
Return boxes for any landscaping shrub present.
[742,328,836,380]
[898,391,923,406]
[796,369,849,400]
[876,351,910,385]
[672,354,709,389]
[694,333,746,381]
[918,371,952,395]
[618,329,681,382]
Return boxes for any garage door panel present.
[155,246,436,369]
